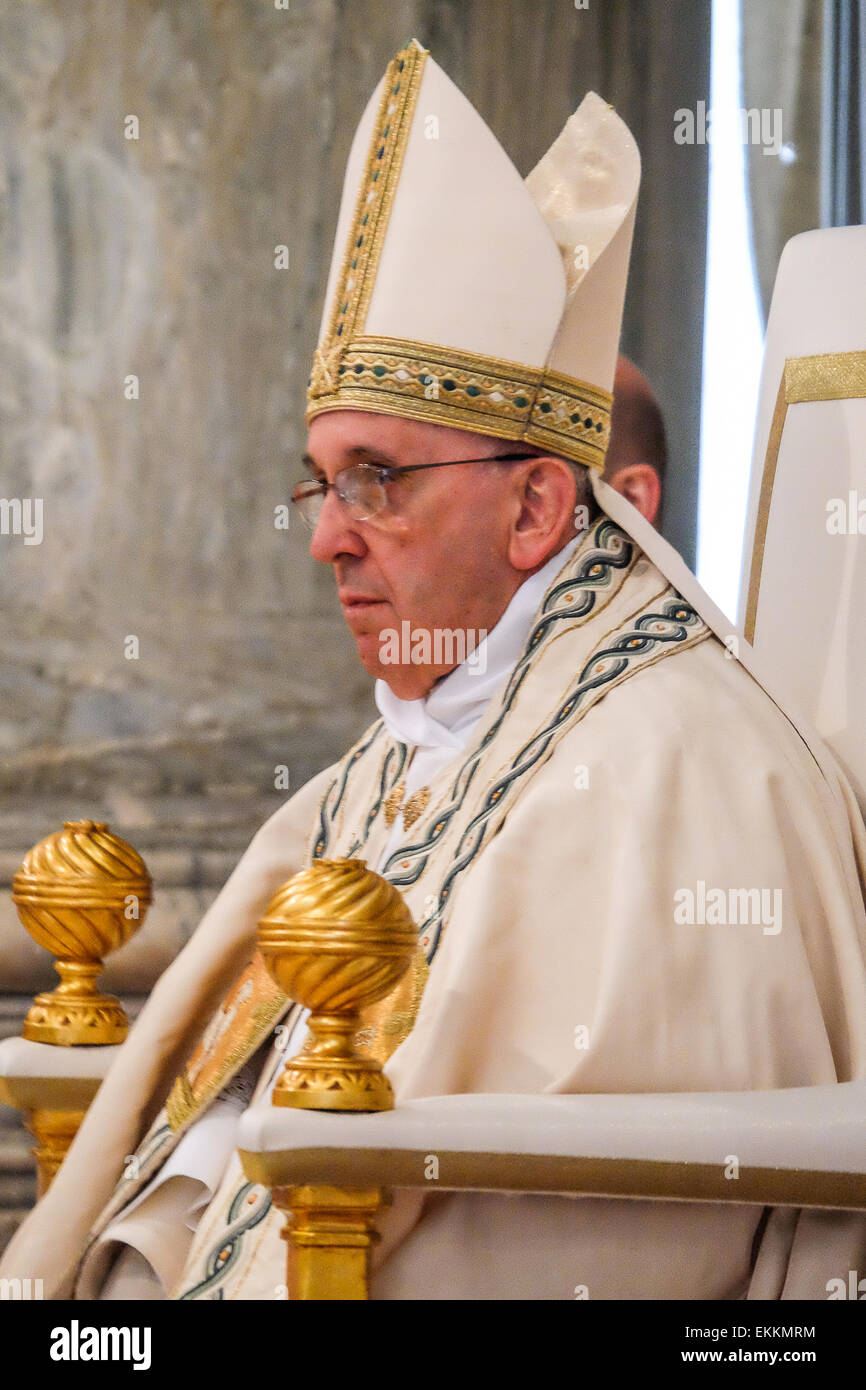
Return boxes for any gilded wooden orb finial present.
[13,820,152,1045]
[258,858,417,1111]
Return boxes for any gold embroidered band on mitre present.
[307,336,612,471]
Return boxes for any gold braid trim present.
[744,348,866,642]
[164,952,288,1134]
[309,40,427,398]
[352,946,429,1066]
[307,335,612,471]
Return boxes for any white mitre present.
[305,37,640,473]
[736,227,866,813]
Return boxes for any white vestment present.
[4,501,866,1300]
[85,534,584,1298]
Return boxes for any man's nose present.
[308,488,366,564]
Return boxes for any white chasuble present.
[173,516,866,1300]
[6,514,866,1300]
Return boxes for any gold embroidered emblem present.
[308,343,345,399]
[165,950,287,1132]
[353,946,429,1065]
[384,780,431,829]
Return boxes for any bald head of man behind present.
[603,355,666,527]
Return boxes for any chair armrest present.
[238,1084,866,1209]
[0,1035,121,1112]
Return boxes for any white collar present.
[375,533,582,751]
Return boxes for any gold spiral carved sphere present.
[13,820,152,1045]
[258,858,417,1111]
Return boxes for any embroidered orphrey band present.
[308,336,612,471]
[308,40,428,399]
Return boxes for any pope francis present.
[4,39,866,1301]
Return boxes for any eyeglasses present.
[291,453,537,530]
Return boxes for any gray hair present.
[503,445,597,528]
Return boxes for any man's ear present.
[606,463,661,525]
[507,456,577,572]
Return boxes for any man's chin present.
[349,627,390,672]
[349,636,441,699]
[344,613,452,697]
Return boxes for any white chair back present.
[738,226,866,813]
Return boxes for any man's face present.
[304,411,527,699]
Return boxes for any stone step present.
[0,1172,36,1209]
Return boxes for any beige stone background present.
[0,0,713,1249]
